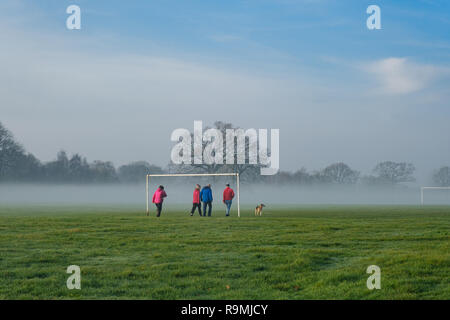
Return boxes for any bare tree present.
[119,161,163,183]
[169,121,264,181]
[0,121,42,181]
[0,122,24,179]
[373,161,415,184]
[321,162,360,184]
[433,166,450,187]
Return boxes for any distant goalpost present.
[146,173,240,217]
[420,187,450,205]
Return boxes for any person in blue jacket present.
[200,184,213,217]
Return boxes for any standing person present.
[152,185,167,217]
[200,184,213,217]
[222,183,235,216]
[190,184,202,216]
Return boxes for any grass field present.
[0,205,449,299]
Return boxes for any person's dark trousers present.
[155,203,163,217]
[191,203,202,216]
[202,201,212,216]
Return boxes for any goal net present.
[420,187,450,205]
[146,173,240,216]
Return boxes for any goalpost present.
[421,187,450,205]
[146,173,240,217]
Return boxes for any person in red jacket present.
[190,184,202,216]
[222,183,235,216]
[152,185,167,217]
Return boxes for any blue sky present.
[1,0,449,181]
[20,0,450,65]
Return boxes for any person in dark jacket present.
[200,184,213,216]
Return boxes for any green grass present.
[0,205,449,299]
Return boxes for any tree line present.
[1,121,449,186]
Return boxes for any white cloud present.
[364,57,446,94]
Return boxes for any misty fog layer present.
[1,184,449,207]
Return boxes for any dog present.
[255,204,265,216]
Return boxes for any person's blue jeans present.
[224,200,232,216]
[202,201,212,216]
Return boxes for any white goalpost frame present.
[146,173,240,217]
[420,186,450,205]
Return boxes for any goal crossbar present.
[146,173,240,217]
[421,186,450,205]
